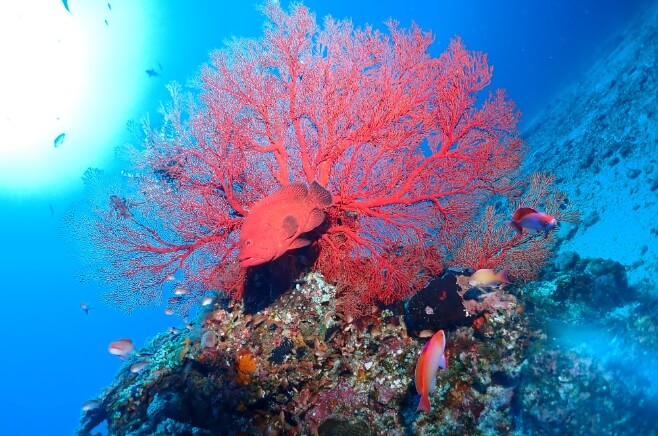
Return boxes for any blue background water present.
[0,0,652,434]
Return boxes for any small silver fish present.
[54,133,66,148]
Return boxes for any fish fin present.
[512,207,537,221]
[508,220,523,234]
[305,209,326,230]
[282,215,299,238]
[288,238,311,250]
[308,181,333,206]
[439,353,447,370]
[417,394,431,413]
[251,184,310,212]
[278,183,308,200]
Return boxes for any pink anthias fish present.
[80,302,93,315]
[510,207,557,238]
[238,182,332,267]
[415,330,448,413]
[108,338,135,359]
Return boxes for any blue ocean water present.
[0,0,654,434]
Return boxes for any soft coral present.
[76,3,525,314]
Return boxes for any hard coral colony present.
[79,2,546,317]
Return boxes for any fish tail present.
[417,394,431,413]
[498,268,511,284]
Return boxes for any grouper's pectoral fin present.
[282,215,299,238]
[288,238,311,250]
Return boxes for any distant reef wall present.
[522,1,658,292]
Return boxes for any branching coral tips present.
[415,330,447,413]
[510,207,557,238]
[238,182,332,267]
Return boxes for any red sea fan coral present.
[72,3,525,313]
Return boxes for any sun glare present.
[0,0,155,195]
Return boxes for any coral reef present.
[77,270,530,435]
[73,2,658,435]
[514,253,657,434]
[78,254,658,435]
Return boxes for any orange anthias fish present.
[415,330,447,413]
[108,338,135,359]
[469,268,510,290]
[510,207,557,238]
[238,182,332,267]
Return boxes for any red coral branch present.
[71,4,528,314]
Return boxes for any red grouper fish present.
[415,329,448,413]
[238,181,333,267]
[510,207,557,238]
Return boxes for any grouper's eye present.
[245,240,251,246]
